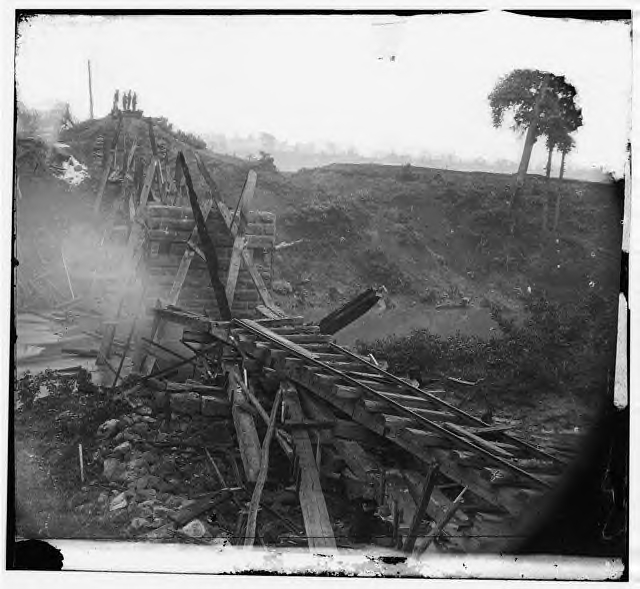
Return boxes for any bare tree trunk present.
[545,144,554,179]
[559,150,567,180]
[542,143,554,231]
[511,75,550,234]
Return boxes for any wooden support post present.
[110,317,137,390]
[179,152,232,320]
[242,376,292,459]
[403,462,439,554]
[392,499,401,549]
[168,199,214,306]
[285,385,336,550]
[132,299,162,374]
[94,113,123,214]
[137,157,158,213]
[244,387,283,547]
[194,152,285,316]
[226,235,247,307]
[226,363,262,482]
[226,170,256,306]
[96,321,117,365]
[420,487,468,553]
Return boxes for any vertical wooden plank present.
[225,235,247,307]
[403,462,439,554]
[285,386,336,550]
[227,363,262,482]
[167,199,214,306]
[244,387,283,547]
[179,151,232,321]
[137,158,158,212]
[230,170,257,235]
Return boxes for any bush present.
[397,163,417,182]
[357,291,616,408]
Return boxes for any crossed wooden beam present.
[131,150,284,376]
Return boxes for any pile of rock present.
[91,387,239,542]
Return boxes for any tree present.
[551,133,576,233]
[556,132,576,181]
[488,69,583,222]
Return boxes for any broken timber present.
[226,362,262,482]
[194,151,284,317]
[284,384,336,550]
[178,151,232,320]
[318,287,383,335]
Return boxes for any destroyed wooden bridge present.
[89,115,568,554]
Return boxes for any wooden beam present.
[178,151,232,321]
[226,170,256,305]
[239,319,318,360]
[285,385,336,550]
[403,462,439,554]
[168,199,214,306]
[226,363,262,482]
[244,387,283,547]
[230,169,257,236]
[420,487,468,552]
[194,152,285,316]
[137,157,158,213]
[226,235,248,307]
[242,377,292,459]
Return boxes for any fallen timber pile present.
[76,135,569,554]
[127,305,567,553]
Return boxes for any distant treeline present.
[202,130,608,182]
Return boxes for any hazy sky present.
[15,12,631,174]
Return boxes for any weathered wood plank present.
[225,235,247,307]
[403,462,439,554]
[227,363,262,482]
[240,319,319,360]
[244,386,283,547]
[285,386,336,550]
[444,422,514,459]
[179,152,232,321]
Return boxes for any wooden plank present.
[179,151,232,321]
[444,422,514,459]
[403,462,439,553]
[420,487,468,552]
[244,386,283,547]
[194,151,285,316]
[241,247,283,313]
[285,386,336,550]
[332,439,378,481]
[225,235,248,307]
[138,157,158,212]
[230,169,257,236]
[168,199,214,306]
[240,319,319,360]
[227,363,262,482]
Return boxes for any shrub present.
[357,291,616,409]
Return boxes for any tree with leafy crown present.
[488,69,582,232]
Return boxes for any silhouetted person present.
[113,89,120,113]
[132,92,137,111]
[121,91,127,111]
